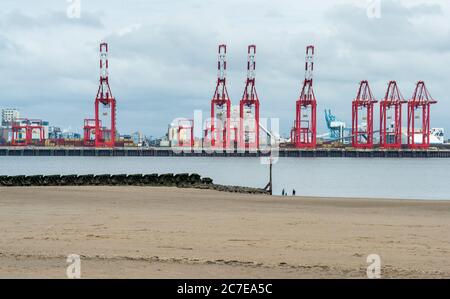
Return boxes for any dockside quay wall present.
[0,147,449,158]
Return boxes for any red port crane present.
[207,44,231,149]
[380,81,407,149]
[292,45,317,148]
[83,118,97,146]
[239,45,260,150]
[93,42,116,148]
[407,81,437,149]
[11,118,45,146]
[352,81,378,149]
[177,119,194,147]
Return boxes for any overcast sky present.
[0,0,449,137]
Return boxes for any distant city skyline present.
[0,0,449,137]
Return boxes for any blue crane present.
[324,109,351,142]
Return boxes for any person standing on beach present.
[293,189,296,196]
[282,189,285,196]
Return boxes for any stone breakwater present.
[0,173,270,195]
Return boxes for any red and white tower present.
[207,44,231,149]
[94,42,116,147]
[292,45,317,148]
[239,45,260,149]
[407,81,437,149]
[380,81,406,149]
[352,81,378,149]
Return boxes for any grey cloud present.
[0,35,14,52]
[400,3,442,16]
[107,23,216,68]
[0,10,104,29]
[326,1,449,52]
[0,0,448,136]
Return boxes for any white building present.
[132,131,144,147]
[430,128,445,145]
[2,108,19,126]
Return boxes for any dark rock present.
[10,175,26,186]
[142,174,159,186]
[158,173,175,186]
[27,175,43,186]
[201,177,213,185]
[174,173,190,186]
[76,174,95,186]
[110,174,127,186]
[126,174,143,186]
[93,174,111,185]
[60,175,78,186]
[189,173,202,184]
[0,175,8,186]
[42,175,61,186]
[0,175,13,186]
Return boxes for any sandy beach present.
[0,186,449,278]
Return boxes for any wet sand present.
[0,186,449,278]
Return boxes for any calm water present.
[0,157,449,200]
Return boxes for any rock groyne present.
[0,173,269,195]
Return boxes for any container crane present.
[239,45,260,150]
[292,45,317,148]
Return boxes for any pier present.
[1,147,450,158]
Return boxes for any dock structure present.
[0,147,450,158]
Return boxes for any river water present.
[0,157,449,200]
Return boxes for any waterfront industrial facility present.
[0,42,447,152]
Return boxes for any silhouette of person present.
[282,189,285,196]
[292,189,296,196]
